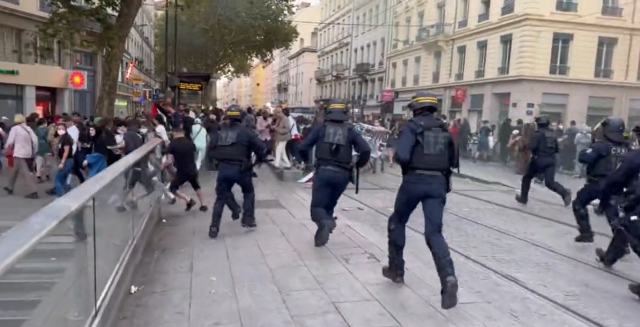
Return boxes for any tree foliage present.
[155,0,299,79]
[38,0,144,117]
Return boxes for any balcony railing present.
[549,64,570,76]
[454,73,463,81]
[475,69,485,78]
[401,76,407,87]
[402,39,410,46]
[478,12,489,22]
[501,3,514,15]
[354,62,371,75]
[413,74,420,85]
[415,23,451,43]
[432,72,440,83]
[594,67,613,79]
[1,0,20,4]
[457,18,468,29]
[556,1,578,12]
[498,66,509,75]
[332,63,346,73]
[601,5,623,17]
[390,79,396,88]
[314,69,329,81]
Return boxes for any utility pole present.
[345,0,357,120]
[173,0,180,106]
[164,0,169,92]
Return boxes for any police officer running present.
[382,92,459,310]
[594,124,640,300]
[208,105,266,238]
[297,99,371,247]
[515,115,572,206]
[572,118,628,242]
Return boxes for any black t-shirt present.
[58,134,74,159]
[168,136,197,173]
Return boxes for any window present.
[433,51,442,83]
[602,0,623,16]
[362,14,367,33]
[393,22,400,49]
[417,11,424,27]
[368,9,373,26]
[391,62,397,88]
[479,0,491,22]
[413,56,421,85]
[401,59,408,86]
[556,0,578,12]
[74,51,95,68]
[381,1,387,23]
[499,34,512,75]
[375,5,379,25]
[501,0,515,15]
[595,37,616,78]
[0,26,20,63]
[404,17,411,43]
[456,45,466,81]
[355,17,360,34]
[0,84,23,121]
[459,0,469,28]
[549,33,572,75]
[476,40,487,78]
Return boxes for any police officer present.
[382,92,459,310]
[297,99,371,247]
[594,124,640,299]
[208,105,266,238]
[571,118,628,242]
[515,115,571,206]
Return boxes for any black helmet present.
[601,117,626,143]
[225,105,243,122]
[535,115,550,128]
[408,91,438,115]
[633,125,640,136]
[324,99,349,122]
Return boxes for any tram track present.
[333,171,640,326]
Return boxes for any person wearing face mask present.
[191,118,207,170]
[54,123,74,197]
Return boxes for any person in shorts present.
[166,128,207,211]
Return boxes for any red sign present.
[453,87,467,103]
[69,71,86,89]
[125,61,135,82]
[381,89,394,102]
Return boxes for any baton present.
[355,167,360,194]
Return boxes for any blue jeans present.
[55,161,74,197]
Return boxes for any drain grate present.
[255,199,284,209]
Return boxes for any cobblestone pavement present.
[116,167,640,327]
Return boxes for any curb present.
[265,162,304,182]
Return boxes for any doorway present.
[35,87,57,117]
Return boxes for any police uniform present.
[297,99,371,247]
[572,118,628,242]
[515,116,572,206]
[382,92,459,310]
[208,105,266,238]
[594,128,640,300]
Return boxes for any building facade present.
[249,61,267,107]
[315,0,353,100]
[288,47,319,107]
[0,0,77,119]
[348,0,390,115]
[276,49,290,103]
[387,0,640,131]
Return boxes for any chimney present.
[299,2,310,8]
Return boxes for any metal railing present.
[0,139,163,327]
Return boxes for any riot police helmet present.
[633,124,640,137]
[535,115,550,128]
[601,117,626,143]
[408,91,439,116]
[324,99,349,122]
[225,105,243,122]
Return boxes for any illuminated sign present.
[125,61,135,82]
[68,71,87,90]
[0,69,19,76]
[178,83,203,91]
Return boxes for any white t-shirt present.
[67,125,79,154]
[288,116,299,138]
[155,125,170,145]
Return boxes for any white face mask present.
[117,129,125,134]
[558,125,563,129]
[57,129,66,135]
[140,128,148,134]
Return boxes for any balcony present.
[392,43,398,50]
[314,68,329,81]
[475,69,485,78]
[594,67,613,79]
[401,76,407,87]
[415,23,451,45]
[354,62,371,75]
[457,18,468,29]
[390,78,396,88]
[454,72,464,81]
[332,63,347,75]
[602,5,623,17]
[478,12,489,22]
[549,64,570,76]
[501,3,514,15]
[402,39,410,46]
[498,66,509,75]
[432,72,440,83]
[556,1,578,12]
[276,82,288,92]
[412,74,419,85]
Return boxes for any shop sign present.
[178,82,203,91]
[453,87,467,103]
[68,71,87,90]
[114,99,128,106]
[130,76,143,83]
[133,91,142,97]
[124,61,135,82]
[0,69,19,76]
[381,89,394,102]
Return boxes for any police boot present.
[515,194,527,204]
[574,233,594,243]
[573,204,594,242]
[381,264,404,283]
[208,225,219,239]
[441,276,459,310]
[314,219,336,247]
[629,283,640,299]
[595,248,613,268]
[241,216,257,228]
[231,209,241,220]
[562,190,572,207]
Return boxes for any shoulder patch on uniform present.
[586,148,592,153]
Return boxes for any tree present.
[154,0,299,81]
[38,0,144,117]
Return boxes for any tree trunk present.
[93,0,143,118]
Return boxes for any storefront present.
[72,51,97,117]
[35,87,58,117]
[0,83,23,120]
